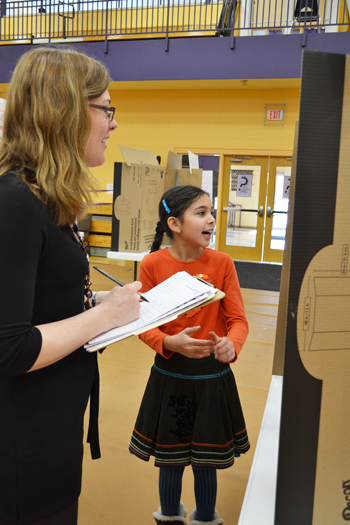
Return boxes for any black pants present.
[0,500,78,525]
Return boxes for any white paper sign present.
[188,151,199,174]
[236,173,252,197]
[283,175,291,199]
[201,170,213,200]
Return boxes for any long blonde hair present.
[0,46,111,226]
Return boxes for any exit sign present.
[264,104,286,126]
[267,109,284,121]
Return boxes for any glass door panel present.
[270,167,290,250]
[219,155,268,261]
[263,157,292,263]
[226,165,261,248]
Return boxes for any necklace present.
[71,222,93,309]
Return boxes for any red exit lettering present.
[267,109,283,121]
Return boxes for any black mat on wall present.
[233,261,282,292]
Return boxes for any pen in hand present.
[92,266,149,303]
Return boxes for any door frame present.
[174,147,292,252]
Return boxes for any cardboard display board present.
[111,147,202,253]
[112,161,166,253]
[274,50,349,525]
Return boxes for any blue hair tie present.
[162,199,171,214]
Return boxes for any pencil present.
[92,266,149,303]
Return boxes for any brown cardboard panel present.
[111,148,202,253]
[112,162,166,253]
[178,168,202,187]
[295,56,350,524]
[275,50,346,525]
[164,167,202,193]
[166,150,181,170]
[118,144,159,166]
[164,167,177,193]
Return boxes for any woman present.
[0,46,141,524]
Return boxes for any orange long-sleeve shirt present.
[138,248,248,361]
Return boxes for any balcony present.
[0,0,348,44]
[0,0,349,85]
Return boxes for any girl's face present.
[174,194,215,249]
[85,89,117,168]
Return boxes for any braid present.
[150,221,165,252]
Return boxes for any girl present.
[129,185,250,525]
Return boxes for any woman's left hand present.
[208,331,236,363]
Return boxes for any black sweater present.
[0,172,99,524]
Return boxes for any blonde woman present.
[0,47,141,524]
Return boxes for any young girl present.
[129,185,250,525]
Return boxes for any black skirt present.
[129,353,250,469]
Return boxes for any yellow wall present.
[0,83,300,200]
[91,86,300,200]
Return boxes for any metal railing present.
[0,0,348,43]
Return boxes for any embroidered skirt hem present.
[128,363,250,470]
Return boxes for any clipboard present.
[85,274,225,352]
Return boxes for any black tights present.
[159,466,217,521]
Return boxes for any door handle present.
[267,207,288,217]
[223,206,264,216]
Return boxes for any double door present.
[218,155,292,263]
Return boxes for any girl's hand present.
[209,331,236,363]
[164,326,215,359]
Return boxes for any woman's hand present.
[32,281,142,372]
[209,331,236,363]
[97,281,142,332]
[164,326,214,359]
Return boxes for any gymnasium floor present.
[78,258,279,525]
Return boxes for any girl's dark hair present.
[150,185,209,252]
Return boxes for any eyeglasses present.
[88,104,116,122]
